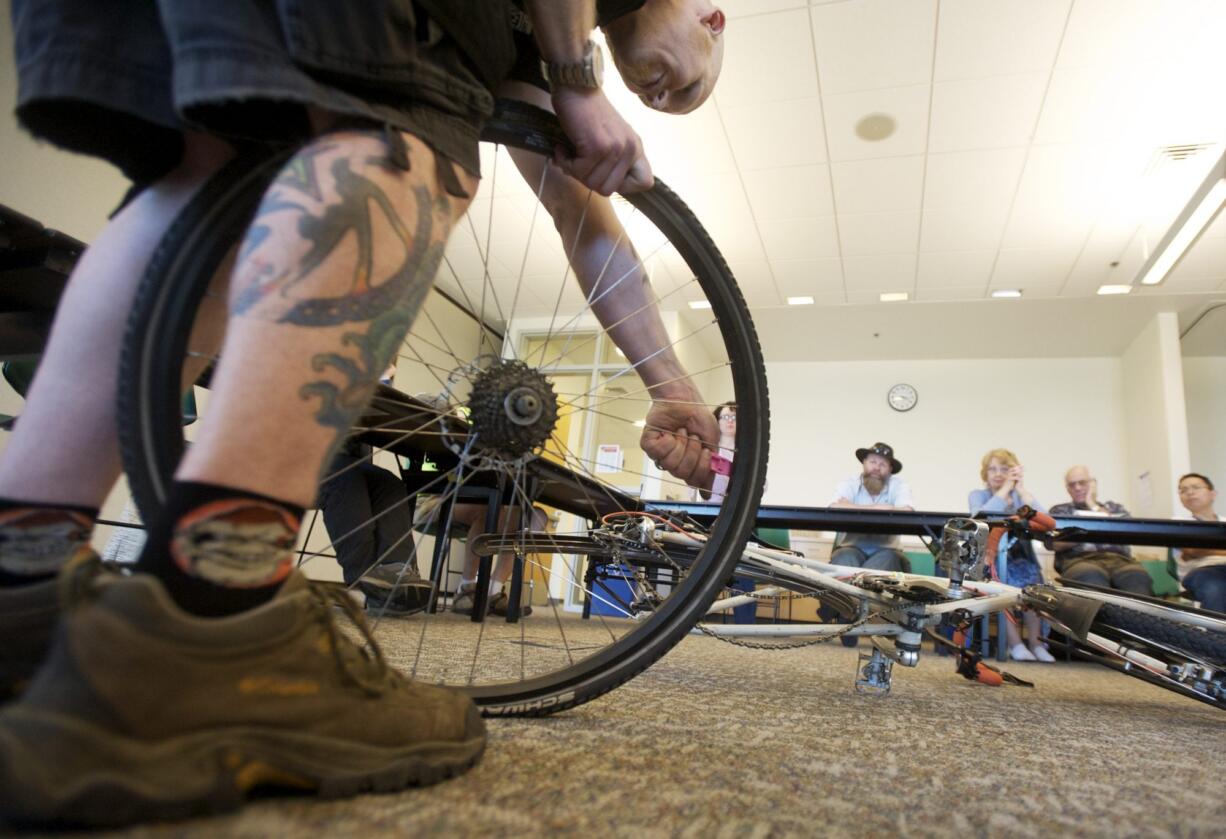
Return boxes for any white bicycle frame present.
[650,530,1226,696]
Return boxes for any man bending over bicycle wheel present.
[0,0,722,826]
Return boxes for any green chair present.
[1143,552,1184,599]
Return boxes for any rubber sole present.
[0,704,485,828]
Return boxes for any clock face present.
[888,383,918,412]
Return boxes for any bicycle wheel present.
[117,101,770,716]
[1085,598,1226,709]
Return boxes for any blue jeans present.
[1184,565,1226,614]
[825,545,907,647]
[830,544,908,572]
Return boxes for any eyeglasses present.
[1066,480,1092,488]
[986,465,1012,474]
[1178,484,1210,494]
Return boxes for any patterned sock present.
[135,481,303,617]
[0,499,97,586]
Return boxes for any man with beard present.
[823,443,914,645]
[829,442,915,573]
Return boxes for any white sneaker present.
[1010,643,1037,662]
[1031,644,1056,663]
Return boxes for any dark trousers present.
[1059,551,1152,596]
[317,454,415,585]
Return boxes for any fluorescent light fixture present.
[1097,284,1133,296]
[614,347,625,358]
[632,419,647,427]
[787,295,815,306]
[1135,148,1226,286]
[879,292,909,302]
[991,289,1023,299]
[688,300,712,310]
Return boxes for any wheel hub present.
[466,360,558,459]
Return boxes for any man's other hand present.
[551,88,654,196]
[641,398,719,490]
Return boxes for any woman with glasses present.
[969,448,1055,662]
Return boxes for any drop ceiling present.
[440,0,1226,359]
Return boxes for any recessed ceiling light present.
[632,419,646,428]
[991,289,1023,299]
[688,300,712,310]
[787,295,814,306]
[879,292,909,302]
[1097,284,1133,296]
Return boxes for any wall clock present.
[887,383,918,412]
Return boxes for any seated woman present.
[969,448,1055,663]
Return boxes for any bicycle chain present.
[606,528,918,653]
[693,602,917,651]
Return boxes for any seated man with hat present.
[823,442,915,646]
[828,442,915,573]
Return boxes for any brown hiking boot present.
[0,557,485,827]
[0,575,59,702]
[0,545,102,702]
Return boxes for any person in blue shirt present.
[969,448,1055,662]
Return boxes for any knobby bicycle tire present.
[1092,602,1226,666]
[116,101,770,716]
[1086,600,1226,709]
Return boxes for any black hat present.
[855,442,901,474]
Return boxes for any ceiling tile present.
[1001,206,1091,251]
[1057,0,1196,68]
[914,286,987,301]
[742,164,834,221]
[1032,65,1139,145]
[822,84,931,162]
[725,1,806,18]
[722,98,828,170]
[923,148,1027,209]
[920,205,1009,252]
[935,0,1071,81]
[843,253,917,291]
[838,211,921,256]
[831,155,924,214]
[810,0,937,95]
[929,74,1048,153]
[759,216,840,260]
[770,257,845,296]
[713,8,818,108]
[846,291,910,305]
[917,251,998,288]
[1168,235,1226,282]
[989,247,1079,289]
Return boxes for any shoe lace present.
[308,582,401,697]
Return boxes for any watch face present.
[888,383,917,412]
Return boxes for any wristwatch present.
[540,39,604,90]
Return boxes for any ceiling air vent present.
[1145,143,1215,174]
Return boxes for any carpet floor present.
[33,631,1226,838]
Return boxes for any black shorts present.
[11,0,511,185]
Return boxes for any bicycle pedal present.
[854,648,893,696]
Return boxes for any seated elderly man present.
[1049,465,1151,595]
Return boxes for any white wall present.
[1183,355,1226,487]
[763,356,1128,515]
[1120,313,1190,519]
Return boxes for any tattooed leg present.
[0,133,234,508]
[178,130,476,507]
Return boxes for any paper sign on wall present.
[596,443,623,473]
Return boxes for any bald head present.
[1064,465,1094,505]
[604,0,726,114]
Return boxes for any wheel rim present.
[119,104,769,713]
